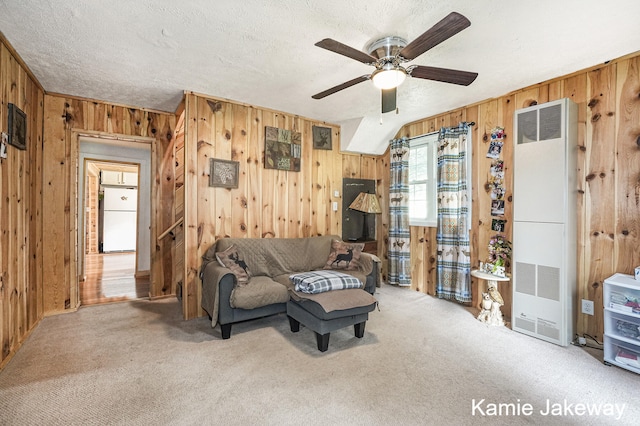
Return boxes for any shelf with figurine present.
[478,261,508,278]
[471,234,513,326]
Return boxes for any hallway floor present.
[80,252,150,306]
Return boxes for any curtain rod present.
[406,121,476,141]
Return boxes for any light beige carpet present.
[1,284,637,425]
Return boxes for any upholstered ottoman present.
[286,288,377,352]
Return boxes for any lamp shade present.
[349,192,382,214]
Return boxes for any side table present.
[361,240,378,255]
[471,269,510,326]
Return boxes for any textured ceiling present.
[1,0,640,154]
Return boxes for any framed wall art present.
[264,126,301,172]
[209,158,239,188]
[8,103,27,150]
[312,125,332,150]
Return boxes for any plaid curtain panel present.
[389,137,411,286]
[436,124,471,302]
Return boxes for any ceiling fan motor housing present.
[367,36,407,62]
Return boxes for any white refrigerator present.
[102,187,138,252]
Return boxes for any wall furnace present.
[512,98,577,346]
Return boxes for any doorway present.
[78,137,152,306]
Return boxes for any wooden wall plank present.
[299,121,313,237]
[581,65,617,337]
[1,44,11,362]
[231,103,249,238]
[376,152,390,280]
[196,96,215,253]
[614,57,640,277]
[42,96,68,313]
[260,112,276,238]
[183,94,200,318]
[8,45,23,352]
[30,83,44,327]
[217,101,234,238]
[247,107,262,238]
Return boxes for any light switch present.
[332,202,338,211]
[333,190,340,197]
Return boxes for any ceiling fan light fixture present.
[371,65,407,89]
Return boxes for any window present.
[408,132,438,227]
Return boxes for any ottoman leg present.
[354,321,366,338]
[316,332,330,352]
[288,316,301,333]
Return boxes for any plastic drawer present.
[603,335,640,374]
[604,311,640,341]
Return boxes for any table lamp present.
[348,192,382,241]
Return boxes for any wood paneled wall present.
[42,95,177,314]
[181,93,383,319]
[396,52,640,339]
[0,36,45,368]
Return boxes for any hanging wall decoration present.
[489,159,505,201]
[209,158,239,188]
[486,126,504,159]
[8,103,27,150]
[264,126,301,172]
[491,218,506,232]
[312,125,332,150]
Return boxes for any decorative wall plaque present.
[312,125,332,150]
[209,158,239,188]
[264,126,301,172]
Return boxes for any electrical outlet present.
[581,299,594,316]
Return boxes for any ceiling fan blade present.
[312,75,370,99]
[315,39,377,64]
[381,88,396,113]
[410,65,478,86]
[399,12,471,60]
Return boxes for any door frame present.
[72,130,156,301]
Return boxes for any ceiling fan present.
[311,12,478,113]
